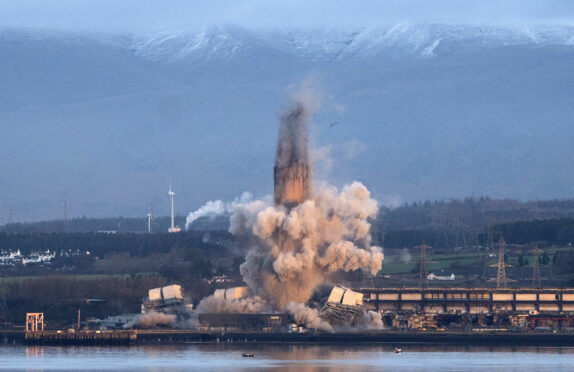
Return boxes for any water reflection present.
[1,343,574,371]
[25,346,44,358]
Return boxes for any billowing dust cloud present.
[234,89,382,309]
[275,101,310,169]
[232,181,383,310]
[124,311,176,329]
[195,294,273,314]
[196,86,384,330]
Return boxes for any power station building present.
[359,287,574,314]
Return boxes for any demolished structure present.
[213,287,250,301]
[141,285,185,314]
[320,286,367,326]
[273,102,311,208]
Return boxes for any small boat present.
[394,348,402,353]
[242,353,255,358]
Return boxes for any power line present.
[532,243,541,288]
[415,243,430,289]
[497,237,507,289]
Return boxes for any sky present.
[1,0,574,33]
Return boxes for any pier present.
[23,330,137,345]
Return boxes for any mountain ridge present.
[1,24,573,222]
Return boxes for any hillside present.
[1,24,574,221]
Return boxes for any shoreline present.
[3,329,574,346]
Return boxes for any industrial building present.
[357,287,574,330]
[196,287,291,332]
[141,285,186,314]
[359,287,574,314]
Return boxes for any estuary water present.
[1,343,573,371]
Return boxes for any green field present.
[381,246,573,275]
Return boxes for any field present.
[380,245,574,281]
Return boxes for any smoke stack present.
[274,102,311,208]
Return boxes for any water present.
[1,343,574,371]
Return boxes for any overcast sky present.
[1,0,574,33]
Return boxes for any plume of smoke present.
[185,192,253,230]
[195,295,274,314]
[399,247,412,263]
[124,311,176,329]
[275,102,310,168]
[285,302,333,332]
[359,310,385,330]
[231,181,384,310]
[275,80,321,169]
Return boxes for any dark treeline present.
[0,275,170,327]
[0,231,232,258]
[0,231,244,297]
[485,218,574,246]
[380,197,574,249]
[0,215,230,234]
[4,197,574,239]
[384,197,574,231]
[0,231,243,325]
[0,216,187,234]
[2,218,573,257]
[384,218,574,249]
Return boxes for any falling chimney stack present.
[273,102,311,208]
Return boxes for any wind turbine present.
[168,176,181,233]
[147,213,152,233]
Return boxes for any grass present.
[381,245,574,275]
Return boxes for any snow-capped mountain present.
[127,24,574,64]
[1,24,574,221]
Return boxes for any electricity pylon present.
[415,243,430,289]
[497,237,507,289]
[531,243,542,288]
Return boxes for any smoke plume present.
[195,295,273,314]
[360,310,385,330]
[399,247,412,263]
[275,101,310,168]
[286,302,333,332]
[185,192,253,230]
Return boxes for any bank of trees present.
[378,197,574,249]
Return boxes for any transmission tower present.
[531,243,541,288]
[497,237,507,289]
[416,243,430,289]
